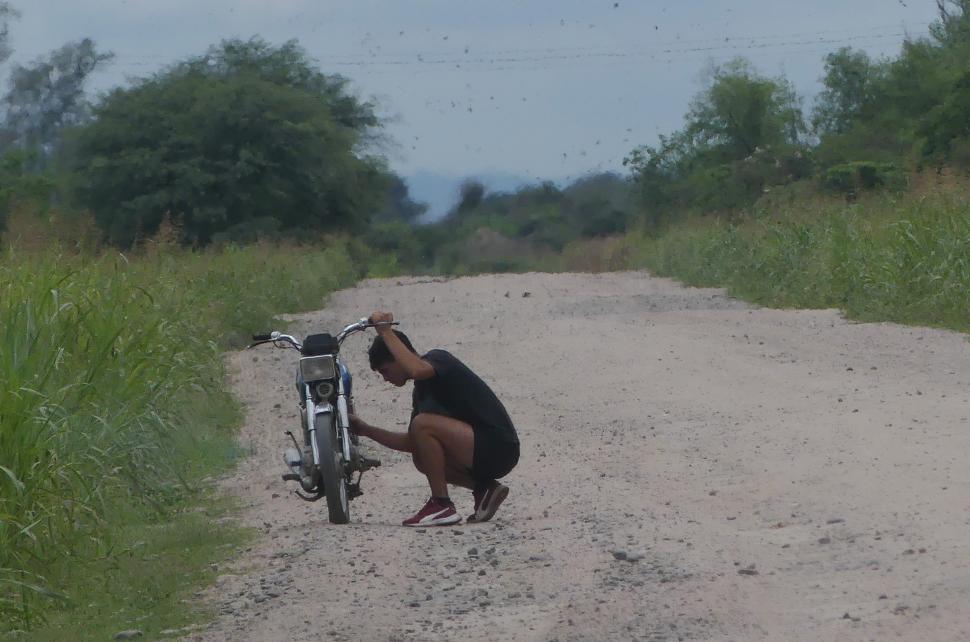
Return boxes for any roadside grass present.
[554,186,970,334]
[25,492,253,641]
[0,238,360,634]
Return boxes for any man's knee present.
[411,452,425,473]
[409,413,435,436]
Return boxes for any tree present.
[560,172,632,237]
[915,0,970,166]
[2,39,112,161]
[920,68,970,164]
[624,129,694,224]
[0,2,17,68]
[373,174,427,222]
[625,59,807,220]
[685,58,805,160]
[811,48,883,136]
[67,38,387,246]
[931,0,970,48]
[454,179,485,215]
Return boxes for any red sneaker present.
[402,497,461,527]
[467,481,509,523]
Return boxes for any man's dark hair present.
[368,330,417,369]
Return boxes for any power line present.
[319,33,907,69]
[104,22,930,68]
[97,25,930,82]
[314,21,933,62]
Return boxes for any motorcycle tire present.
[313,415,350,524]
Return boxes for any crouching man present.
[348,311,520,526]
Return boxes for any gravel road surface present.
[199,271,970,641]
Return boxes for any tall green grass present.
[612,190,970,332]
[0,240,358,631]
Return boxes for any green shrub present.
[822,161,906,194]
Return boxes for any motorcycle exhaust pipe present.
[281,448,318,492]
[280,471,318,493]
[284,447,302,471]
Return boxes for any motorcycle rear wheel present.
[313,416,350,524]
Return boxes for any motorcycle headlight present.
[299,355,336,381]
[315,381,335,399]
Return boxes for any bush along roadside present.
[618,190,970,333]
[0,240,359,637]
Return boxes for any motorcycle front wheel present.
[313,415,350,524]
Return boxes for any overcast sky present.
[14,1,942,194]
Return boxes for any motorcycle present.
[248,317,390,523]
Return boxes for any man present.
[348,311,520,527]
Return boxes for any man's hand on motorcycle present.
[369,310,393,329]
[348,413,369,437]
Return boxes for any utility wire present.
[103,22,930,69]
[316,22,932,62]
[318,33,908,69]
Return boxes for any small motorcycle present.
[248,317,390,523]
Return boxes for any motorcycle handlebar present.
[249,319,400,350]
[337,319,399,343]
[247,330,300,350]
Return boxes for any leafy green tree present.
[560,173,632,237]
[2,38,112,161]
[914,0,970,166]
[455,179,485,215]
[67,38,387,246]
[423,173,633,264]
[815,1,970,168]
[623,130,694,227]
[0,2,17,68]
[373,174,427,222]
[0,148,54,232]
[920,68,970,165]
[685,58,805,160]
[811,48,883,137]
[625,58,807,221]
[930,0,970,48]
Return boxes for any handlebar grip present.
[252,333,271,341]
[366,320,400,327]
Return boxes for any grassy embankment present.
[554,182,970,334]
[0,237,359,638]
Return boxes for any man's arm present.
[349,413,413,453]
[370,311,435,381]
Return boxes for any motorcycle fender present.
[311,403,348,469]
[306,396,333,467]
[312,401,350,463]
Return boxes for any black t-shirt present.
[411,349,518,445]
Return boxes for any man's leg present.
[408,413,474,499]
[466,437,518,523]
[410,456,475,489]
[445,464,476,490]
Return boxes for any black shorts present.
[472,428,519,483]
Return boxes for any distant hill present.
[405,170,547,223]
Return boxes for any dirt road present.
[202,271,970,641]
